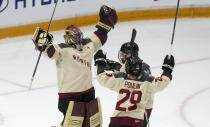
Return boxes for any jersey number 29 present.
[116,89,142,111]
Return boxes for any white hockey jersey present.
[120,63,154,110]
[96,68,172,126]
[43,33,102,95]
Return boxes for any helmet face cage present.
[118,42,139,64]
[118,51,131,64]
[64,26,83,45]
[125,57,142,76]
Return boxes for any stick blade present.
[130,28,137,43]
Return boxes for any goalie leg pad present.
[84,98,103,127]
[63,101,86,127]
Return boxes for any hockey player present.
[118,42,153,127]
[104,29,151,75]
[32,5,118,127]
[94,49,175,127]
[105,41,153,127]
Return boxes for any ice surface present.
[0,18,210,127]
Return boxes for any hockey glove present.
[32,27,53,51]
[96,5,118,32]
[162,55,175,74]
[106,59,121,71]
[94,49,107,66]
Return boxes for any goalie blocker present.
[63,98,102,127]
[32,27,53,51]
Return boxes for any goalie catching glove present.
[32,27,53,51]
[96,5,118,32]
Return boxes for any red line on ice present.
[0,56,210,96]
[0,84,55,96]
[179,87,210,127]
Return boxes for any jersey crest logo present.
[72,54,91,69]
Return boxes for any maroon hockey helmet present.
[64,25,83,46]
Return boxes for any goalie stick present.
[29,0,59,89]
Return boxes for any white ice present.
[0,18,210,127]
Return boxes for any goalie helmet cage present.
[29,0,59,89]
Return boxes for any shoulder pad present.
[142,62,150,69]
[138,72,154,83]
[141,62,151,75]
[58,43,70,48]
[113,72,127,79]
[81,38,91,45]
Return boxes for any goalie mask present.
[64,25,83,50]
[118,42,139,63]
[125,56,142,76]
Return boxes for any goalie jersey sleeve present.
[96,67,172,121]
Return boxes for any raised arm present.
[32,27,62,60]
[150,55,175,93]
[91,5,118,52]
[94,50,123,91]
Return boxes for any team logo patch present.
[0,0,9,13]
